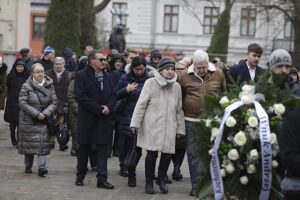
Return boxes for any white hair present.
[193,49,209,64]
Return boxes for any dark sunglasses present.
[95,58,107,62]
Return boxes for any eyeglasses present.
[95,58,107,62]
[175,68,186,71]
[33,70,44,74]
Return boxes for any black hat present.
[16,58,26,67]
[150,49,161,59]
[63,47,73,57]
[19,48,30,55]
[158,57,175,71]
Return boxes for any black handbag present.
[124,135,137,168]
[47,115,60,136]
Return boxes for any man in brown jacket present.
[178,49,226,196]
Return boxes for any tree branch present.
[95,0,111,14]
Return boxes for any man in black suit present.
[228,43,265,85]
[74,50,116,189]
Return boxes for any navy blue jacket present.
[75,66,116,144]
[228,60,265,85]
[115,70,149,136]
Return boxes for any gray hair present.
[54,57,65,64]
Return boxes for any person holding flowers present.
[178,49,226,196]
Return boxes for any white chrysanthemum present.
[240,176,249,185]
[248,116,258,128]
[226,116,236,127]
[250,149,259,160]
[269,133,277,144]
[228,149,239,161]
[273,104,285,115]
[208,148,214,156]
[233,131,247,146]
[242,85,253,93]
[225,163,235,174]
[241,95,252,105]
[206,119,212,127]
[210,128,219,141]
[272,160,279,168]
[219,96,230,106]
[221,169,226,177]
[247,164,256,174]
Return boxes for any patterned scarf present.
[94,71,104,90]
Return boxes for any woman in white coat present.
[130,57,185,194]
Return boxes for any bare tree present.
[95,0,111,13]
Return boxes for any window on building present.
[284,10,293,38]
[33,16,46,40]
[240,8,256,36]
[164,5,179,32]
[203,7,219,34]
[112,2,127,28]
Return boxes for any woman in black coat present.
[4,58,30,146]
[115,55,149,187]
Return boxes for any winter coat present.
[228,60,265,85]
[4,64,30,123]
[35,57,53,71]
[130,71,185,154]
[0,62,7,110]
[45,69,70,114]
[279,106,300,178]
[67,72,77,135]
[178,64,226,119]
[115,69,149,136]
[64,59,78,72]
[75,66,117,145]
[18,75,57,155]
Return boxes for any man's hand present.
[131,127,139,135]
[37,113,45,120]
[101,105,110,115]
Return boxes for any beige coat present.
[130,71,185,154]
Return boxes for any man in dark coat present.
[75,50,116,189]
[228,43,265,85]
[35,46,55,71]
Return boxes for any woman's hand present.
[131,127,139,135]
[127,82,138,92]
[176,134,183,138]
[37,113,45,120]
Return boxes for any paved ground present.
[0,111,195,200]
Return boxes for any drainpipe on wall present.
[150,0,157,48]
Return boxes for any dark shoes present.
[128,176,136,187]
[25,167,32,174]
[164,176,172,184]
[75,179,84,186]
[91,166,97,171]
[145,181,155,194]
[112,149,119,157]
[97,181,114,189]
[120,168,129,177]
[190,188,195,196]
[59,145,68,151]
[172,166,183,181]
[11,133,17,147]
[156,179,168,194]
[38,168,48,177]
[50,144,55,149]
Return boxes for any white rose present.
[250,149,259,160]
[221,168,226,177]
[269,133,277,144]
[241,95,252,105]
[242,85,254,93]
[247,164,256,174]
[208,148,214,156]
[206,119,212,127]
[219,96,230,106]
[228,149,239,161]
[226,116,236,127]
[272,160,279,168]
[210,128,219,141]
[273,104,285,115]
[248,116,258,128]
[240,176,249,185]
[233,131,247,146]
[225,163,235,174]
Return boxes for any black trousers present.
[172,148,186,168]
[118,133,132,168]
[145,150,172,182]
[76,144,108,182]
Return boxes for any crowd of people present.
[0,42,300,198]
